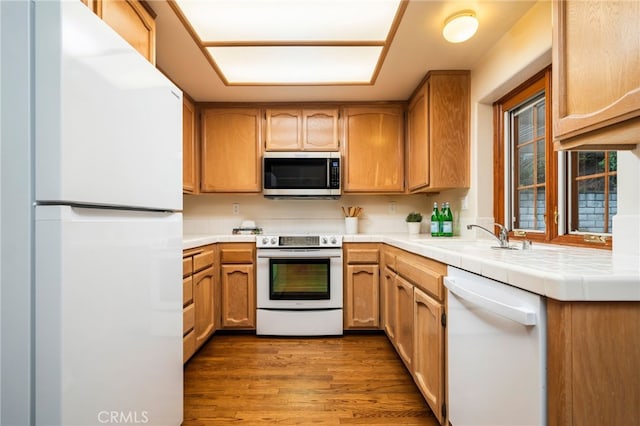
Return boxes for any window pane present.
[578,152,605,176]
[609,174,617,232]
[518,144,534,186]
[517,188,534,229]
[576,177,605,232]
[515,108,533,145]
[609,151,617,172]
[536,187,546,232]
[535,102,545,137]
[536,140,545,184]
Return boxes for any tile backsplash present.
[183,194,431,235]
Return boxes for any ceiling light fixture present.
[442,11,478,44]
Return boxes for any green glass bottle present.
[442,202,453,237]
[430,202,440,237]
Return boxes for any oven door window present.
[269,258,330,300]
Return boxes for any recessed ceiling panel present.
[174,0,402,42]
[207,46,383,84]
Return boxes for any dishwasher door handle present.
[444,277,537,326]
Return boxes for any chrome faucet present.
[467,223,510,248]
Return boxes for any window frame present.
[493,66,612,249]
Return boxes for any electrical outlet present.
[388,201,397,213]
[460,196,468,211]
[232,203,240,215]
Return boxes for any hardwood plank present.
[183,334,438,426]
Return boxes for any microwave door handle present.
[326,161,330,187]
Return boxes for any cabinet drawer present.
[396,256,445,301]
[183,330,196,364]
[183,256,193,277]
[183,303,195,335]
[346,248,379,264]
[220,247,254,264]
[183,276,193,306]
[193,248,215,272]
[383,250,397,272]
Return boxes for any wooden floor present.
[183,333,438,425]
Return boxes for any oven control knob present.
[321,237,328,245]
[261,237,269,245]
[270,237,277,245]
[330,237,337,245]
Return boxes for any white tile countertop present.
[345,234,640,302]
[183,233,640,301]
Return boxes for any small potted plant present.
[405,212,423,234]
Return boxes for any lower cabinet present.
[413,287,444,423]
[183,244,217,363]
[219,243,256,329]
[381,244,447,425]
[395,275,414,370]
[343,243,380,329]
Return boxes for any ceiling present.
[150,0,537,103]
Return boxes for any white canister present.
[345,217,359,234]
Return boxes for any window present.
[493,67,614,249]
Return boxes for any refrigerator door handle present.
[444,276,537,326]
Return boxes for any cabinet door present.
[407,83,429,191]
[553,1,640,150]
[95,0,156,64]
[193,265,215,348]
[303,109,340,151]
[382,267,397,342]
[221,264,256,328]
[265,109,302,151]
[182,96,198,194]
[342,106,404,193]
[344,264,380,329]
[414,287,444,424]
[201,108,262,192]
[407,72,470,192]
[395,275,414,370]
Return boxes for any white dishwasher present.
[444,267,546,426]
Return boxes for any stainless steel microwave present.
[263,152,341,198]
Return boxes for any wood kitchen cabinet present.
[342,105,405,193]
[183,245,217,363]
[200,108,263,192]
[92,0,156,64]
[381,244,448,424]
[265,108,339,151]
[552,1,640,150]
[219,243,256,329]
[343,243,380,330]
[394,275,414,370]
[406,71,469,192]
[182,95,198,194]
[547,299,640,426]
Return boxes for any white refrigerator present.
[31,1,183,425]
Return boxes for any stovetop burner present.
[256,234,342,248]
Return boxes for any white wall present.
[456,0,552,238]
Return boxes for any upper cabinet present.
[406,71,470,193]
[342,105,405,193]
[92,0,156,65]
[182,96,198,194]
[200,108,263,193]
[265,108,340,151]
[552,1,640,150]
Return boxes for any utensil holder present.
[345,217,359,234]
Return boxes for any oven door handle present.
[257,249,343,258]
